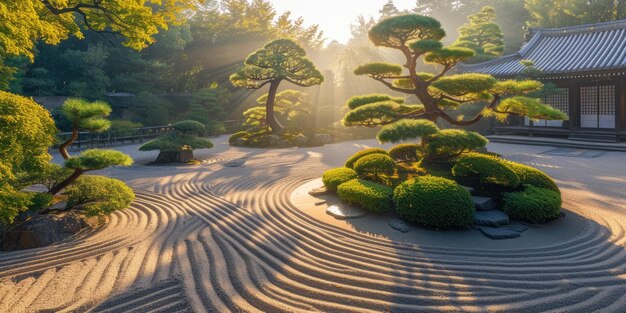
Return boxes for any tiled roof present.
[457,19,626,77]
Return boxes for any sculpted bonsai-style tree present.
[139,120,214,163]
[47,149,133,195]
[58,98,112,159]
[454,6,504,63]
[230,39,324,133]
[345,14,567,129]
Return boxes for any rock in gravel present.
[314,200,327,206]
[2,211,101,251]
[479,226,521,240]
[388,219,410,233]
[224,159,246,167]
[472,196,496,211]
[308,186,330,196]
[326,205,367,219]
[507,223,530,233]
[474,210,510,227]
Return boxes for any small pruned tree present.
[47,149,133,195]
[139,120,214,163]
[230,38,324,133]
[58,98,112,159]
[346,14,567,129]
[454,6,504,63]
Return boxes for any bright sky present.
[270,0,416,44]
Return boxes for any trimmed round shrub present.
[229,131,249,144]
[388,143,421,162]
[353,153,395,177]
[503,185,561,223]
[322,168,358,191]
[426,129,488,160]
[393,176,474,229]
[337,179,393,213]
[344,148,389,169]
[452,153,520,188]
[64,175,135,216]
[502,160,559,192]
[377,119,439,143]
[173,120,205,133]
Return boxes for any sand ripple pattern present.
[1,146,626,312]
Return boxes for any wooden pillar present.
[568,78,579,130]
[619,76,626,130]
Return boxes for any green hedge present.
[393,176,474,229]
[353,153,395,178]
[229,131,249,144]
[322,168,358,191]
[337,179,393,213]
[503,160,559,192]
[65,175,135,216]
[344,148,389,169]
[452,153,520,188]
[388,144,421,162]
[503,185,561,223]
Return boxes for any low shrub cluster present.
[229,131,249,144]
[337,179,393,213]
[502,160,559,192]
[503,185,561,223]
[388,144,421,162]
[322,168,358,191]
[353,154,395,180]
[345,148,389,168]
[393,176,474,229]
[452,153,520,188]
[64,175,135,216]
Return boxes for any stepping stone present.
[474,210,510,227]
[308,186,330,196]
[326,205,367,220]
[506,223,529,233]
[388,219,410,233]
[460,185,477,195]
[224,159,246,167]
[479,226,521,240]
[472,196,496,211]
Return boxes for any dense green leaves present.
[388,144,421,162]
[172,120,205,133]
[394,176,474,229]
[346,94,404,110]
[453,153,520,188]
[337,179,394,213]
[230,39,323,88]
[322,168,358,191]
[343,101,402,127]
[408,39,443,53]
[454,6,504,63]
[424,47,476,66]
[377,119,439,143]
[503,186,562,223]
[495,97,568,121]
[65,175,135,216]
[139,132,214,152]
[345,148,389,169]
[354,63,403,77]
[426,129,488,159]
[369,14,445,47]
[61,98,112,132]
[66,149,133,171]
[353,153,396,179]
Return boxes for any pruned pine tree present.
[454,6,505,63]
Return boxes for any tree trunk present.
[59,128,78,160]
[266,80,284,133]
[48,169,84,196]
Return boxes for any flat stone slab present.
[388,219,410,233]
[314,200,327,206]
[460,185,476,195]
[326,205,367,220]
[474,210,510,227]
[506,223,530,233]
[479,226,521,240]
[472,196,496,211]
[308,186,330,196]
[224,159,246,167]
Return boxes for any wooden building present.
[459,20,626,142]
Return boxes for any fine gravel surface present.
[1,135,626,312]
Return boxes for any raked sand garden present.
[1,136,626,312]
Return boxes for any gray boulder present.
[267,134,280,146]
[479,226,521,240]
[294,134,308,145]
[474,210,510,227]
[2,211,101,251]
[326,205,367,219]
[388,219,410,233]
[472,196,496,211]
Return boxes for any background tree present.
[58,98,112,160]
[454,6,504,63]
[230,39,324,133]
[380,1,402,20]
[139,120,214,163]
[525,0,626,28]
[186,85,231,133]
[347,14,566,131]
[0,91,57,223]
